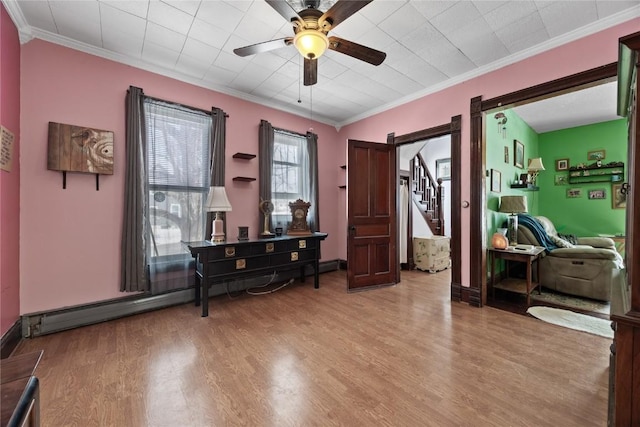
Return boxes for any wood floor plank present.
[13,270,610,426]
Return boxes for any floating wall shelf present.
[233,152,256,160]
[233,177,256,182]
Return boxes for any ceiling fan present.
[233,0,386,86]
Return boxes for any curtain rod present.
[143,93,229,118]
[273,127,306,138]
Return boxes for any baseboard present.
[21,260,340,338]
[1,320,23,358]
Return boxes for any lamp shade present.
[527,157,545,171]
[294,29,329,59]
[499,195,528,214]
[205,186,232,212]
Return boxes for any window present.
[145,99,211,258]
[272,130,310,219]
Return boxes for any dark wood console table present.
[187,232,328,317]
[1,350,43,427]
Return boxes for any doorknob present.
[348,225,356,234]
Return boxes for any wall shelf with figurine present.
[567,162,624,184]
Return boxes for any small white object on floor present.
[526,306,613,339]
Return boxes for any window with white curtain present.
[271,129,311,227]
[145,99,211,259]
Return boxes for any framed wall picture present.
[612,183,627,209]
[504,146,509,163]
[490,169,501,192]
[587,149,606,161]
[513,139,524,169]
[436,158,451,180]
[554,174,568,185]
[588,189,606,200]
[567,188,582,198]
[555,158,569,171]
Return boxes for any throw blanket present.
[517,214,558,252]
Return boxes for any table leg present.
[194,271,201,307]
[536,256,541,294]
[314,260,320,289]
[526,259,532,307]
[491,251,496,299]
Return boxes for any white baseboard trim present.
[22,260,339,337]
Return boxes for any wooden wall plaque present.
[47,122,114,175]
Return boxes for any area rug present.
[530,289,610,315]
[526,306,613,339]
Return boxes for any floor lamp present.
[499,195,528,246]
[205,186,232,243]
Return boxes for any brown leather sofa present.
[517,216,623,301]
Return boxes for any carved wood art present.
[47,122,114,190]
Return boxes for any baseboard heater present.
[22,260,339,338]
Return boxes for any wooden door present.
[346,139,397,291]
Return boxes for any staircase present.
[409,153,445,236]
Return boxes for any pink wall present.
[1,3,21,336]
[20,40,341,314]
[337,18,640,286]
[15,17,640,315]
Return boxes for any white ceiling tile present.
[196,0,245,32]
[412,1,457,20]
[538,2,598,38]
[174,53,210,78]
[181,38,220,63]
[17,0,58,33]
[12,0,638,126]
[188,18,232,49]
[213,50,249,73]
[145,22,186,52]
[161,0,201,16]
[141,39,181,67]
[147,1,194,35]
[359,0,407,25]
[203,64,238,85]
[100,3,147,38]
[429,1,482,32]
[378,3,426,39]
[102,31,144,57]
[483,0,538,31]
[100,1,149,19]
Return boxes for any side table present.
[489,246,545,306]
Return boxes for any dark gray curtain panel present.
[120,86,148,292]
[205,108,227,240]
[259,119,274,231]
[306,131,320,232]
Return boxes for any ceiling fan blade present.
[265,0,301,22]
[319,0,372,30]
[233,38,293,57]
[304,57,318,86]
[328,36,386,65]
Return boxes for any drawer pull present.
[571,261,584,265]
[266,243,274,253]
[291,252,298,261]
[236,259,246,269]
[299,240,306,249]
[225,247,235,257]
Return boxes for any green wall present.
[486,109,539,241]
[537,119,627,237]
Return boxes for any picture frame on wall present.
[567,188,582,198]
[554,174,568,185]
[504,146,509,163]
[612,183,626,209]
[555,158,569,171]
[587,149,606,161]
[514,139,524,169]
[436,158,451,181]
[588,189,606,200]
[490,169,501,193]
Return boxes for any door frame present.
[389,116,462,297]
[468,63,618,306]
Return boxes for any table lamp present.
[499,195,528,246]
[205,186,232,243]
[527,157,545,185]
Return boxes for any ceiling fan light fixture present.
[294,29,329,59]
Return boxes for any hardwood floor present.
[13,270,610,426]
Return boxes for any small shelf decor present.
[567,161,624,184]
